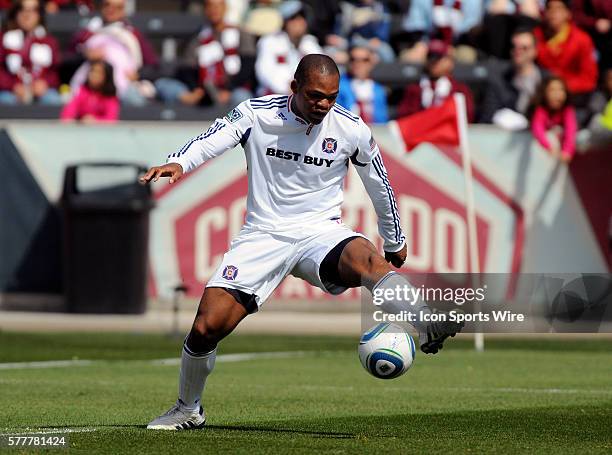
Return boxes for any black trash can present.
[61,162,153,314]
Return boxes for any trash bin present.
[61,162,153,314]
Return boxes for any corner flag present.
[390,93,485,352]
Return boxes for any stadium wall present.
[0,122,609,300]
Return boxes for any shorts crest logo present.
[322,138,337,154]
[225,108,243,123]
[222,265,239,280]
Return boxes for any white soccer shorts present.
[206,221,366,310]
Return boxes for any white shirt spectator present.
[255,31,322,95]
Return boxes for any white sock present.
[178,341,216,411]
[372,272,432,332]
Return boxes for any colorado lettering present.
[266,148,334,168]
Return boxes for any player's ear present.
[290,79,298,95]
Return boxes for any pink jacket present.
[60,85,120,122]
[531,106,577,158]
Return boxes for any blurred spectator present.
[534,0,598,99]
[255,1,321,95]
[155,0,256,106]
[337,44,388,123]
[578,68,612,149]
[531,76,577,162]
[243,0,283,37]
[481,0,541,59]
[397,0,483,63]
[573,0,612,72]
[68,0,158,106]
[588,69,612,122]
[396,40,475,121]
[301,0,340,45]
[61,59,119,123]
[335,0,395,63]
[480,29,545,129]
[70,0,157,67]
[45,0,93,15]
[0,0,62,105]
[602,101,612,130]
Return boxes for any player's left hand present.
[384,244,407,268]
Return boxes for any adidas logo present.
[275,112,287,120]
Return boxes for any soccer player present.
[142,54,462,430]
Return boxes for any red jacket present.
[534,24,598,95]
[48,0,94,9]
[0,27,61,90]
[397,76,475,122]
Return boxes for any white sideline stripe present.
[253,384,612,396]
[451,387,612,395]
[151,350,312,366]
[0,428,97,436]
[0,351,314,370]
[0,360,93,370]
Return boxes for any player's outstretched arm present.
[352,120,406,260]
[139,163,184,184]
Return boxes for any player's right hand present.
[140,163,184,184]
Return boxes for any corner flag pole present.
[453,93,484,352]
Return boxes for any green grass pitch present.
[1,332,611,454]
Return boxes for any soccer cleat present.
[418,311,465,354]
[147,400,206,430]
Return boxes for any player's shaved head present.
[294,54,340,87]
[290,54,340,125]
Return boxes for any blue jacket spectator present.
[402,0,484,43]
[337,44,388,124]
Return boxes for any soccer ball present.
[358,323,416,379]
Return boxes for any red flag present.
[394,98,460,151]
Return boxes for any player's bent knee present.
[364,251,391,275]
[191,316,226,344]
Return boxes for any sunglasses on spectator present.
[511,44,532,51]
[350,56,371,63]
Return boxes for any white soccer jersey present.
[167,94,406,252]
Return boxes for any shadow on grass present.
[214,404,612,448]
[205,424,354,439]
[37,404,612,451]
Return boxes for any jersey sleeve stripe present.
[334,104,359,119]
[173,121,226,158]
[250,95,288,103]
[252,101,287,110]
[250,96,289,106]
[372,155,403,243]
[376,154,404,243]
[332,107,359,123]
